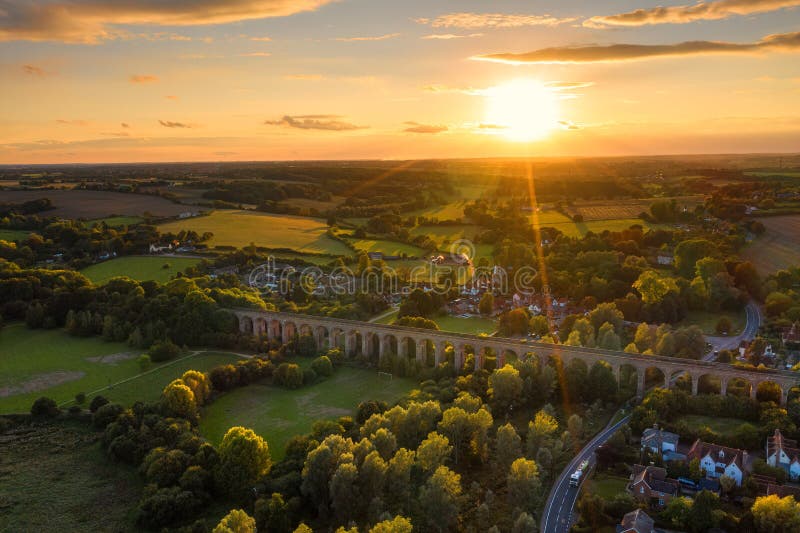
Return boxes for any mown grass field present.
[742,216,800,274]
[0,324,241,413]
[0,420,142,531]
[158,210,352,255]
[539,218,665,237]
[80,256,202,284]
[199,365,414,458]
[374,310,497,335]
[0,189,202,219]
[586,473,629,500]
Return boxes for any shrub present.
[149,339,181,363]
[93,402,124,429]
[75,392,86,405]
[31,397,60,418]
[274,363,303,389]
[302,368,317,386]
[68,405,82,415]
[311,355,333,377]
[138,354,152,372]
[89,395,109,413]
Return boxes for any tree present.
[181,370,211,406]
[370,516,413,533]
[597,322,622,351]
[587,361,618,402]
[161,379,197,420]
[213,509,256,533]
[675,239,718,278]
[507,458,541,514]
[488,364,523,413]
[588,303,623,333]
[633,270,679,304]
[493,423,522,476]
[498,308,529,336]
[527,409,559,456]
[311,355,334,377]
[417,431,452,473]
[255,493,291,533]
[567,414,583,442]
[529,315,549,337]
[216,427,272,498]
[512,512,537,533]
[479,292,495,316]
[419,466,462,532]
[715,316,733,335]
[687,490,719,533]
[752,494,800,532]
[330,461,360,523]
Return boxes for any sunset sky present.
[1,0,799,163]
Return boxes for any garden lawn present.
[681,414,748,436]
[199,365,414,458]
[158,210,352,255]
[586,473,630,500]
[372,310,497,335]
[679,309,746,335]
[80,256,202,284]
[348,238,426,257]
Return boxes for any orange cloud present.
[22,64,47,76]
[130,74,158,83]
[422,33,483,40]
[159,120,195,128]
[404,122,448,134]
[0,0,338,43]
[335,33,401,42]
[265,115,367,131]
[416,12,575,29]
[585,0,800,28]
[474,31,800,64]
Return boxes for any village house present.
[686,439,748,486]
[617,509,655,533]
[641,425,680,459]
[766,429,800,481]
[628,465,680,508]
[782,322,800,346]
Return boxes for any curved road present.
[541,413,631,533]
[542,302,762,532]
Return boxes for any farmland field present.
[88,215,144,227]
[0,324,240,413]
[679,309,746,335]
[570,196,704,221]
[80,256,202,284]
[540,218,665,237]
[348,238,426,258]
[0,190,202,219]
[742,215,800,274]
[158,210,352,255]
[1,420,142,531]
[199,365,414,458]
[374,310,497,335]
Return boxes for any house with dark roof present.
[687,439,748,486]
[766,428,800,481]
[641,425,680,457]
[617,509,655,533]
[629,465,680,508]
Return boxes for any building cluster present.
[628,426,800,511]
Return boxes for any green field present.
[88,216,144,227]
[158,210,352,255]
[80,256,202,284]
[374,310,497,335]
[349,238,426,258]
[742,216,800,274]
[682,414,748,435]
[679,309,746,335]
[586,473,629,500]
[0,324,241,413]
[1,420,142,531]
[199,365,414,458]
[0,229,30,242]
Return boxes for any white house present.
[766,429,800,481]
[641,425,679,457]
[687,439,748,486]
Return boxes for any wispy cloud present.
[56,119,89,126]
[250,35,272,42]
[22,64,47,76]
[239,51,271,57]
[585,0,800,28]
[159,120,196,128]
[165,95,179,100]
[121,122,130,128]
[422,81,593,94]
[416,12,576,29]
[403,122,448,134]
[473,30,800,64]
[264,115,367,131]
[335,33,401,42]
[0,0,339,43]
[130,74,158,83]
[422,33,483,40]
[284,74,326,81]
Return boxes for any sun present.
[484,79,560,142]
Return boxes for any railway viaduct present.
[231,309,800,405]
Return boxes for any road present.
[540,413,631,533]
[704,301,762,361]
[541,302,762,532]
